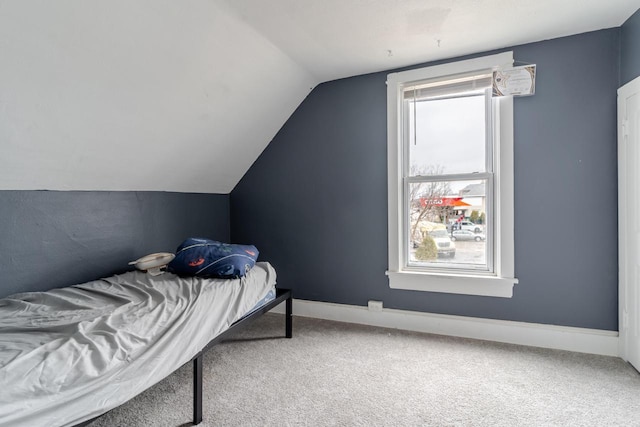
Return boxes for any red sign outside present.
[420,197,470,208]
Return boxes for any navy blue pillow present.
[168,237,259,279]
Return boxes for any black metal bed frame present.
[76,288,292,427]
[192,288,292,424]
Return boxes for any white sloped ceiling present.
[0,0,316,193]
[222,0,639,83]
[1,0,637,194]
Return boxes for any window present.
[386,52,518,297]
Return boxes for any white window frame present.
[386,52,518,298]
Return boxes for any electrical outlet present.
[368,300,383,312]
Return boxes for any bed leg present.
[193,353,203,425]
[285,295,292,338]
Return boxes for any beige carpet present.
[88,313,640,427]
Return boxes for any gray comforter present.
[0,262,276,427]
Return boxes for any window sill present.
[386,270,517,298]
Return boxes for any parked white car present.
[451,230,485,242]
[450,220,483,233]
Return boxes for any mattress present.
[0,262,277,427]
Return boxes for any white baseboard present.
[271,299,619,357]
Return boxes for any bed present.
[0,261,292,427]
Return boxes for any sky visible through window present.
[408,94,486,194]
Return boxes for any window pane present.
[408,179,488,269]
[408,94,486,176]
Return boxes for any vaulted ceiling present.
[1,1,637,193]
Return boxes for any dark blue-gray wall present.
[621,8,640,85]
[231,29,621,331]
[0,191,229,298]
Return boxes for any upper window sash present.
[403,87,494,177]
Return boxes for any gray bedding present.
[0,262,277,427]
